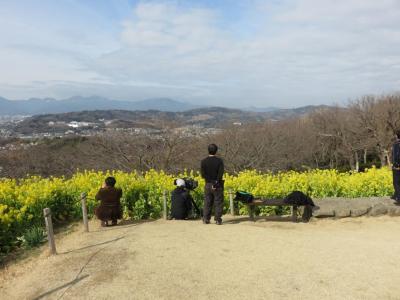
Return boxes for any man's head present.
[105,176,116,187]
[208,143,218,155]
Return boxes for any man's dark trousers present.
[393,169,400,201]
[203,183,224,222]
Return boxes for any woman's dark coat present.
[95,187,123,221]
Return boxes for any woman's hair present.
[105,176,116,187]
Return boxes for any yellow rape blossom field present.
[0,167,393,257]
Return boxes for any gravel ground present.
[1,216,400,300]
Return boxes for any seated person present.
[170,179,193,220]
[95,177,123,227]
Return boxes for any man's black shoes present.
[202,219,222,225]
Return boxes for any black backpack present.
[234,191,254,203]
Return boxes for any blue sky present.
[1,0,400,108]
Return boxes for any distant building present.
[68,121,90,128]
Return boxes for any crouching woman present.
[95,177,123,227]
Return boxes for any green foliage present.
[19,226,46,249]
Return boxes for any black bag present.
[234,191,254,203]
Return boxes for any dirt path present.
[1,216,400,300]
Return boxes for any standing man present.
[392,131,400,204]
[201,144,224,225]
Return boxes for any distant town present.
[0,112,226,155]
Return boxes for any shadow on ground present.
[59,236,125,255]
[32,275,89,300]
[89,219,156,232]
[223,215,300,224]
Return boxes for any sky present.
[1,0,400,108]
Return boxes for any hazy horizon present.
[0,94,342,111]
[1,0,400,107]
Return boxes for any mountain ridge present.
[0,95,332,116]
[0,96,200,115]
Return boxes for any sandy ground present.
[1,215,400,300]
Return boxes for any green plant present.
[19,226,46,249]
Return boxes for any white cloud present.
[1,0,400,107]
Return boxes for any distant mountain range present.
[0,96,200,115]
[0,95,333,118]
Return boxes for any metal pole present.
[43,208,57,255]
[81,192,89,232]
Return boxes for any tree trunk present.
[354,151,359,172]
[314,155,319,168]
[385,149,392,168]
[379,152,387,167]
[363,149,367,164]
[349,154,355,171]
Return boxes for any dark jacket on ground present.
[283,191,315,222]
[200,156,224,183]
[95,186,123,221]
[170,187,193,220]
[283,191,315,206]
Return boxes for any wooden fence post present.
[163,190,167,220]
[229,189,235,216]
[81,192,89,232]
[43,208,56,255]
[292,206,298,223]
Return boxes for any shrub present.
[19,226,46,249]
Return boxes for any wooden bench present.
[247,198,301,222]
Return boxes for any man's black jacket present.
[393,140,400,169]
[200,156,224,183]
[170,187,193,219]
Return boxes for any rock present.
[350,208,369,217]
[388,207,400,216]
[313,209,335,218]
[369,204,388,216]
[334,209,351,218]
